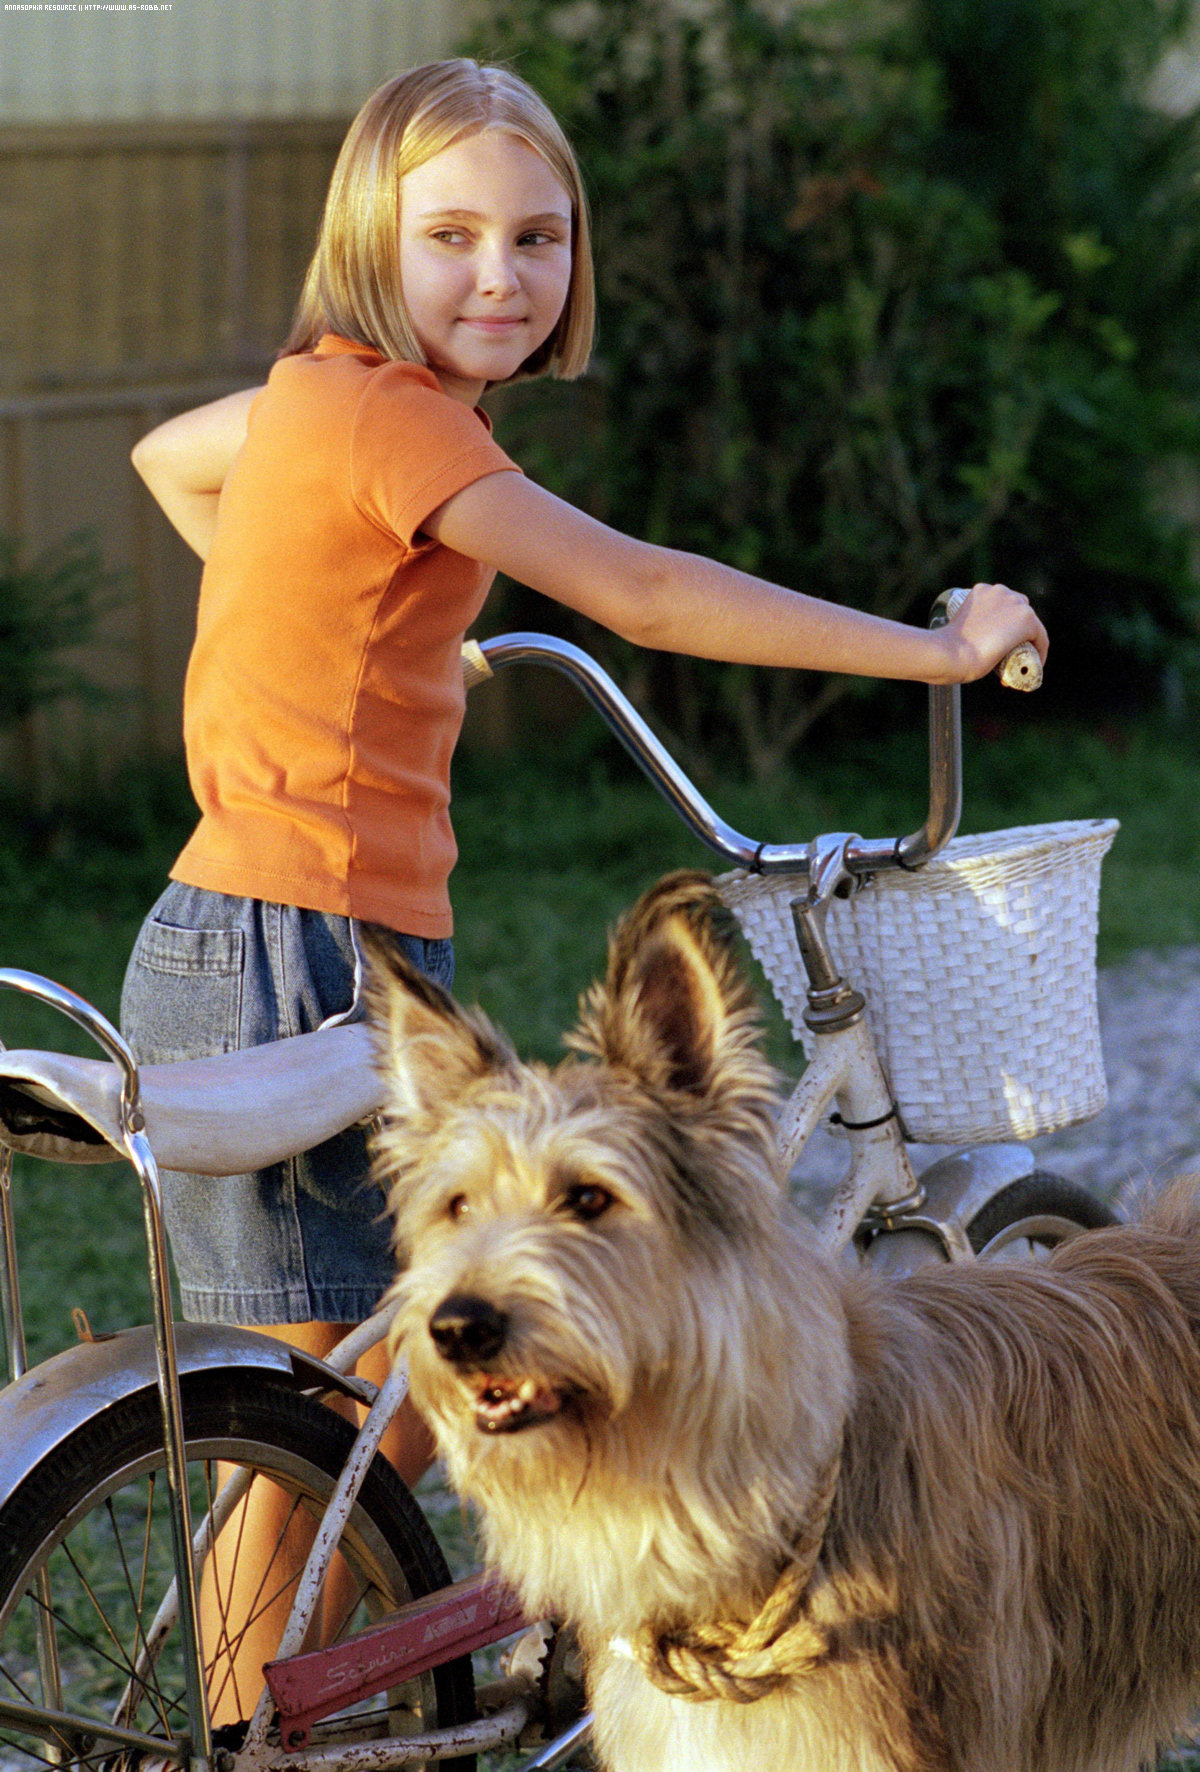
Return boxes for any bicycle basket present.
[717,818,1118,1145]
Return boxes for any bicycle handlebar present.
[464,586,1041,879]
[465,631,962,881]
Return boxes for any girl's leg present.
[120,894,450,1721]
[203,1319,436,1728]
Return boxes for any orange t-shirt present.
[170,335,520,937]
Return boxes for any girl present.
[124,57,1046,1717]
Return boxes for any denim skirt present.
[120,882,453,1327]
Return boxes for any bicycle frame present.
[0,625,1047,1771]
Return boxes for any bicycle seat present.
[0,1022,383,1172]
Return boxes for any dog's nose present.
[429,1292,509,1366]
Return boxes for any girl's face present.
[398,129,574,405]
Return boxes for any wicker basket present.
[717,819,1118,1145]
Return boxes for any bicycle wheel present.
[967,1171,1117,1260]
[0,1367,475,1772]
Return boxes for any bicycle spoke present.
[203,1470,313,1723]
[104,1488,175,1734]
[3,1731,76,1772]
[1,1636,124,1771]
[0,1379,473,1770]
[323,1572,372,1647]
[60,1536,170,1715]
[0,1621,79,1770]
[21,1579,142,1695]
[0,1649,41,1708]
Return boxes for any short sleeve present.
[349,362,521,550]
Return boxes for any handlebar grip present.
[461,640,494,693]
[944,587,1043,692]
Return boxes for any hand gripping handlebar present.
[940,586,1043,692]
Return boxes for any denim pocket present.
[122,917,245,1064]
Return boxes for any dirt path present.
[1031,945,1200,1211]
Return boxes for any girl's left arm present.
[423,471,1047,686]
[131,387,261,560]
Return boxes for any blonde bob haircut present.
[284,59,595,382]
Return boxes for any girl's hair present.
[283,59,594,381]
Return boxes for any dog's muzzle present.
[429,1292,509,1366]
[428,1291,571,1434]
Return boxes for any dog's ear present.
[569,872,773,1106]
[359,925,515,1122]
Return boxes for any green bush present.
[468,0,1200,773]
[0,530,123,732]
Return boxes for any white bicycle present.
[0,597,1117,1772]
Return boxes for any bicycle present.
[0,597,1118,1772]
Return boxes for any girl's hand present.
[131,386,260,560]
[938,582,1048,684]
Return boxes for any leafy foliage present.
[468,0,1200,773]
[0,531,123,732]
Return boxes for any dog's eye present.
[448,1193,470,1221]
[564,1183,614,1222]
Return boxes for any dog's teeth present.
[471,1372,564,1434]
[480,1386,524,1414]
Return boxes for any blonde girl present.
[124,58,1046,1718]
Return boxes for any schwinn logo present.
[423,1601,481,1644]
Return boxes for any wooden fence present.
[0,118,346,796]
[0,117,345,393]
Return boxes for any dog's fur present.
[364,874,1200,1772]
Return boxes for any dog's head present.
[363,872,789,1482]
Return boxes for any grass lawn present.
[0,703,1197,1769]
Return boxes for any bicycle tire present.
[0,1367,476,1772]
[966,1170,1117,1259]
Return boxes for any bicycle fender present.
[863,1144,1038,1271]
[0,1322,370,1508]
[915,1142,1038,1235]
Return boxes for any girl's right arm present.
[131,387,260,560]
[423,471,1047,687]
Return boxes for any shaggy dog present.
[364,874,1200,1772]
